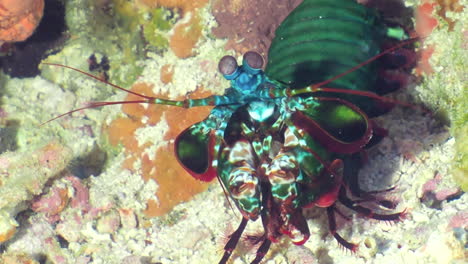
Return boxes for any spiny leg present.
[342,153,365,198]
[326,206,358,251]
[219,218,248,264]
[338,188,404,221]
[250,238,272,264]
[356,186,398,210]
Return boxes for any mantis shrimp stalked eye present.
[243,50,264,71]
[218,55,238,77]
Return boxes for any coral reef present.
[0,142,71,243]
[169,12,204,58]
[98,1,225,216]
[160,64,174,84]
[416,1,440,37]
[420,172,462,209]
[106,82,213,217]
[0,0,44,44]
[110,0,179,54]
[31,183,70,221]
[140,8,176,51]
[3,155,157,262]
[140,0,210,58]
[0,0,465,263]
[106,83,210,216]
[139,0,209,13]
[434,0,465,30]
[408,0,467,190]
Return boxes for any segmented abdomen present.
[265,0,387,112]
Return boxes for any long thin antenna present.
[310,37,418,89]
[42,63,154,100]
[39,100,149,126]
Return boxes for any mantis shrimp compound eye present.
[243,51,264,70]
[218,55,239,79]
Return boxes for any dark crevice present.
[0,0,67,77]
[68,144,107,179]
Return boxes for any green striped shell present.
[265,0,389,114]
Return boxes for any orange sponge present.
[416,45,435,76]
[170,13,203,59]
[160,64,174,84]
[0,0,44,43]
[106,82,214,216]
[416,2,439,37]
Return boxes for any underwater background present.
[0,0,466,263]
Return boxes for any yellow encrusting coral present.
[138,0,209,58]
[0,213,16,243]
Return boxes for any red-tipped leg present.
[219,218,248,264]
[250,238,272,264]
[338,188,404,222]
[326,185,405,251]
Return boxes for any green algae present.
[452,125,467,191]
[46,0,144,88]
[38,0,181,166]
[49,0,175,90]
[413,4,467,190]
[142,8,178,51]
[41,0,180,92]
[112,0,179,51]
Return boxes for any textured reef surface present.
[0,0,466,263]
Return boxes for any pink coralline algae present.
[31,175,91,223]
[448,212,468,229]
[66,175,90,211]
[29,173,141,246]
[421,173,461,207]
[31,186,69,220]
[212,0,302,57]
